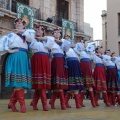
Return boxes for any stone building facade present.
[102,0,120,55]
[84,22,93,40]
[0,0,90,40]
[101,10,107,52]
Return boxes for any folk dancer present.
[90,46,110,106]
[102,51,120,105]
[111,53,120,105]
[49,28,68,110]
[74,42,96,107]
[30,25,54,111]
[64,36,84,109]
[0,17,35,113]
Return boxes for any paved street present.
[0,99,120,120]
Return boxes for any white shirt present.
[74,43,91,60]
[51,42,64,54]
[30,36,54,53]
[0,29,35,51]
[91,54,104,64]
[79,51,91,60]
[61,39,71,52]
[66,48,80,61]
[102,55,115,67]
[114,56,120,70]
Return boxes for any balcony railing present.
[33,8,41,20]
[0,0,11,10]
[0,0,78,30]
[0,0,41,20]
[52,15,78,31]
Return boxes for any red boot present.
[49,92,58,109]
[79,92,85,107]
[65,92,72,108]
[89,91,96,107]
[95,92,100,106]
[30,90,40,110]
[74,94,81,108]
[40,89,48,111]
[107,92,112,105]
[111,92,116,105]
[16,89,26,113]
[59,91,66,110]
[8,90,18,112]
[103,92,110,107]
[117,94,120,105]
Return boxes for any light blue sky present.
[84,0,107,40]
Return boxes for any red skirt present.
[106,68,120,91]
[51,57,68,90]
[93,66,107,91]
[80,61,95,88]
[31,54,51,89]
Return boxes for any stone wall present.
[30,0,84,32]
[107,0,120,55]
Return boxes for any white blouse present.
[114,57,120,70]
[74,43,91,60]
[51,42,64,54]
[91,54,104,64]
[0,29,35,51]
[30,36,54,53]
[79,51,91,60]
[102,55,115,67]
[61,39,71,53]
[66,48,80,61]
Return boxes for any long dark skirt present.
[106,68,120,91]
[67,58,84,91]
[93,66,107,91]
[51,57,68,90]
[31,53,51,89]
[80,61,95,88]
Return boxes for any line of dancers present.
[0,17,120,113]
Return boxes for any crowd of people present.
[0,17,120,113]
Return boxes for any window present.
[56,0,69,26]
[118,13,120,35]
[0,0,10,10]
[119,42,120,55]
[14,0,29,5]
[105,22,107,39]
[12,0,29,13]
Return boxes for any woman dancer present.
[74,43,96,107]
[3,17,35,113]
[91,46,110,106]
[49,28,68,110]
[64,38,84,109]
[102,53,120,105]
[30,25,54,111]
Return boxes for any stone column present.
[76,0,84,32]
[101,10,107,52]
